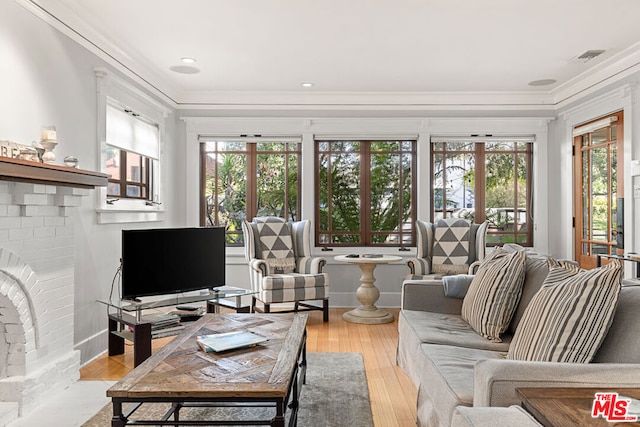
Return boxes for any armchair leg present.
[251,296,257,314]
[322,299,329,322]
[264,303,270,313]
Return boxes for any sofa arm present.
[401,279,463,313]
[474,359,640,408]
[407,257,430,276]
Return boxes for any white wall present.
[0,1,181,366]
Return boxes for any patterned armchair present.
[242,217,329,322]
[406,218,489,280]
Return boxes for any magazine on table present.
[196,330,268,353]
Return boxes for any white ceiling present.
[27,0,640,109]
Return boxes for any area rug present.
[82,352,373,426]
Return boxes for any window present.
[106,146,152,199]
[200,139,301,245]
[315,139,416,247]
[95,68,168,224]
[105,104,158,201]
[431,139,533,246]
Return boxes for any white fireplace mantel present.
[0,157,108,189]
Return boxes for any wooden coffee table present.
[107,313,308,426]
[518,387,640,426]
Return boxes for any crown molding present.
[175,90,557,111]
[17,0,640,113]
[551,41,640,108]
[17,0,179,107]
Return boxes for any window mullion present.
[361,143,371,245]
[119,150,127,198]
[247,143,257,220]
[526,143,533,245]
[512,151,518,243]
[199,143,207,225]
[284,148,289,221]
[475,143,486,222]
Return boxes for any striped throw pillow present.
[461,248,527,342]
[507,259,623,363]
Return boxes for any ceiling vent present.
[573,49,606,62]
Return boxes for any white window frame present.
[95,68,170,224]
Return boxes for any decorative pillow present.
[442,274,475,299]
[461,248,527,342]
[254,217,296,273]
[432,218,471,275]
[507,259,623,363]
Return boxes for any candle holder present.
[40,140,57,164]
[40,126,57,164]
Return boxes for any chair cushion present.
[262,272,328,290]
[461,248,527,342]
[259,273,328,304]
[508,259,623,363]
[254,217,296,273]
[432,218,472,275]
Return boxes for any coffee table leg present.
[172,402,181,425]
[111,399,127,427]
[271,399,286,427]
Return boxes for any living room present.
[1,0,640,426]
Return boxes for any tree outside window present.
[315,140,416,247]
[200,141,300,246]
[431,140,533,246]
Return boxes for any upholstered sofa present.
[397,254,640,427]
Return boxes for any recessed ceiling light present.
[528,79,557,87]
[170,65,200,74]
[301,82,314,87]
[181,57,196,64]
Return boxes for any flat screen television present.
[121,227,226,300]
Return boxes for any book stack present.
[196,331,268,353]
[170,306,206,323]
[140,313,185,339]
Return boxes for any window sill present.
[96,207,165,224]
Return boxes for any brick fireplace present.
[0,159,107,424]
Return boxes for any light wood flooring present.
[80,307,418,427]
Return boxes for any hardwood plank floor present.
[80,307,417,427]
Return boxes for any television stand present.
[98,286,257,366]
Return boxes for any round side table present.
[334,255,402,324]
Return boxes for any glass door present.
[573,111,624,269]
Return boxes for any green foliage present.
[203,143,300,245]
[318,142,413,245]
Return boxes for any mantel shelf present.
[0,157,108,189]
